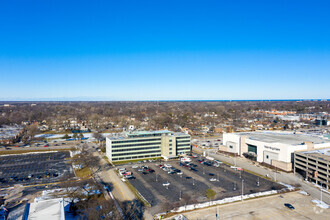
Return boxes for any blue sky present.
[0,0,329,100]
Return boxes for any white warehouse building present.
[222,131,330,171]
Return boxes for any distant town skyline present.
[1,1,329,101]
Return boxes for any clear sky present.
[0,0,329,101]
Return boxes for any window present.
[266,155,269,159]
[229,145,233,149]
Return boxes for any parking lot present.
[0,151,75,187]
[119,156,284,214]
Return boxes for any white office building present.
[222,131,330,171]
[106,130,191,162]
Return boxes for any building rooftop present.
[233,131,330,145]
[29,198,64,220]
[108,130,189,140]
[299,148,330,162]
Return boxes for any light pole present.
[239,170,242,179]
[156,174,158,182]
[203,167,205,174]
[241,179,244,202]
[257,177,260,187]
[179,190,182,200]
[193,178,195,186]
[233,182,236,191]
[274,165,277,182]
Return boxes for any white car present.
[132,165,139,169]
[163,182,170,187]
[209,178,217,182]
[177,172,183,175]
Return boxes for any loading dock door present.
[247,144,257,154]
[263,150,279,165]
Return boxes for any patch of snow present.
[0,151,58,157]
[299,191,309,196]
[278,182,295,190]
[312,200,329,209]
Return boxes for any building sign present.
[264,145,280,151]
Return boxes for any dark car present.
[185,176,192,179]
[284,203,295,210]
[142,172,148,175]
[209,173,215,176]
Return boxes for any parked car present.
[209,178,217,182]
[284,203,295,210]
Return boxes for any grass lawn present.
[75,167,93,178]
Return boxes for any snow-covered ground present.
[312,199,329,209]
[35,133,110,139]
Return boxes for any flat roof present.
[233,131,330,145]
[29,198,64,220]
[107,130,189,140]
[299,148,330,162]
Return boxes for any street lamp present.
[257,177,260,187]
[193,178,195,186]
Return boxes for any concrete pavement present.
[169,191,329,220]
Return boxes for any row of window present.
[111,138,161,144]
[176,136,190,140]
[176,139,190,143]
[112,150,161,157]
[112,146,160,152]
[112,154,162,161]
[112,142,161,148]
